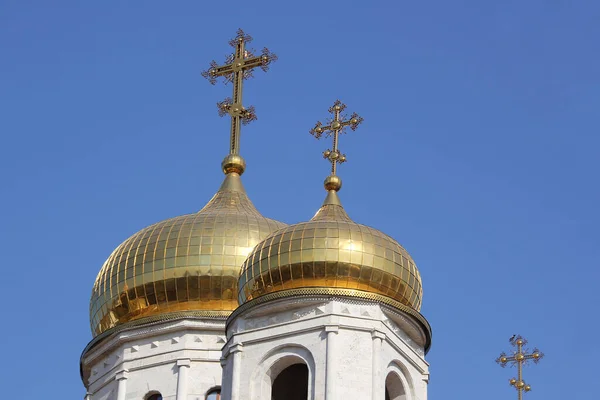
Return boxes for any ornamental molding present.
[81,317,227,386]
[231,295,425,347]
[176,358,191,368]
[238,301,328,333]
[228,288,431,354]
[228,296,429,366]
[83,317,225,364]
[115,370,129,381]
[381,306,427,354]
[382,314,423,357]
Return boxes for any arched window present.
[206,387,221,400]
[385,372,406,400]
[146,393,162,400]
[271,363,308,400]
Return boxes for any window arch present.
[250,345,315,400]
[271,363,308,400]
[206,386,221,400]
[385,372,406,400]
[145,393,163,400]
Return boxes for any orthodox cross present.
[496,335,544,400]
[309,100,363,176]
[202,29,277,155]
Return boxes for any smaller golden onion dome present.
[89,166,286,337]
[237,187,423,311]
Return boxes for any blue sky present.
[1,1,598,398]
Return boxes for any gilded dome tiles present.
[89,173,286,336]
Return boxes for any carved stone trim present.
[81,317,227,386]
[228,288,432,353]
[115,370,129,381]
[177,358,191,368]
[83,317,225,363]
[371,330,386,340]
[231,343,244,354]
[83,310,228,357]
[324,325,339,334]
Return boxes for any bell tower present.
[220,100,432,400]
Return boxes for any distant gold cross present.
[309,100,363,176]
[496,335,544,400]
[202,29,277,155]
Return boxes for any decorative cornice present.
[227,287,432,353]
[231,343,244,354]
[223,342,244,359]
[83,311,227,356]
[80,312,228,384]
[371,330,386,340]
[177,359,191,368]
[324,325,339,334]
[115,370,129,381]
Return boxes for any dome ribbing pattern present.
[89,173,286,336]
[237,190,422,311]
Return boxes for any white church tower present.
[80,30,284,400]
[79,170,285,400]
[220,100,432,400]
[80,31,432,400]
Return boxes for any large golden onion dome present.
[237,188,423,311]
[89,162,286,337]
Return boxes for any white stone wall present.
[81,319,226,400]
[221,297,430,400]
[81,300,430,400]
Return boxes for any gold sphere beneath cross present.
[222,154,246,175]
[324,175,342,191]
[516,381,525,389]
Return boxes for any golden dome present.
[89,172,286,336]
[238,189,423,311]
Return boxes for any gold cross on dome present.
[496,335,544,400]
[202,29,277,155]
[309,100,363,176]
